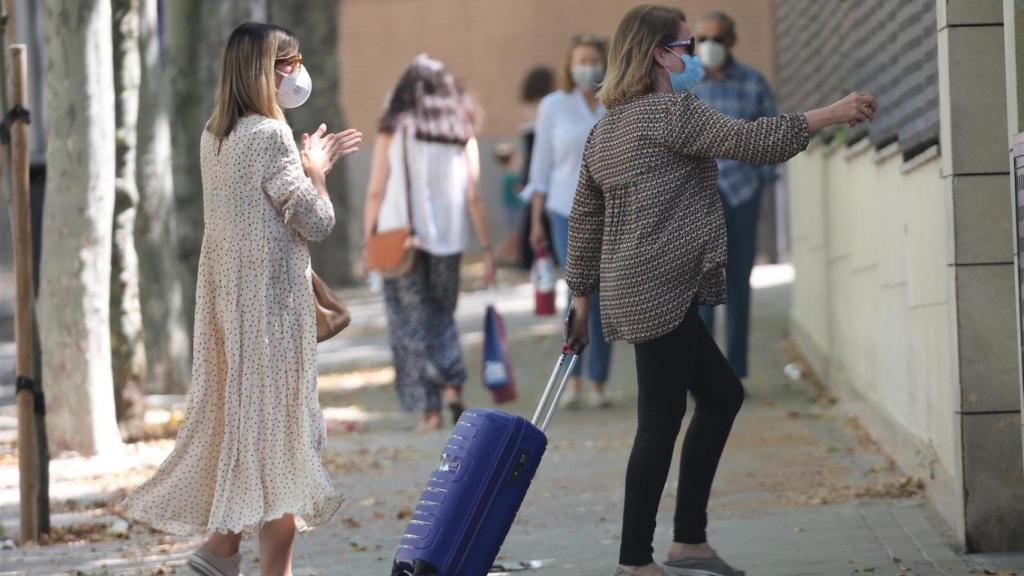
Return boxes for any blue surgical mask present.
[663,47,704,93]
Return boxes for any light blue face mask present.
[663,45,704,93]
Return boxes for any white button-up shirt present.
[522,89,605,218]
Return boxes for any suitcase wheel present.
[390,560,412,576]
[390,559,439,576]
[413,559,440,576]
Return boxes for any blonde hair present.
[599,5,686,108]
[559,35,608,92]
[207,23,299,143]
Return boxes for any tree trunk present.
[136,0,191,395]
[40,0,122,456]
[111,0,147,441]
[270,0,353,285]
[166,0,268,333]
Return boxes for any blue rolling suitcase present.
[391,350,579,576]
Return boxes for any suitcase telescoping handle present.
[530,306,585,433]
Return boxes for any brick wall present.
[339,0,779,139]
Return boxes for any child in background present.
[494,143,525,266]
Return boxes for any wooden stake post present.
[8,44,37,543]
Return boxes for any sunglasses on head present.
[571,33,606,46]
[664,38,695,57]
[696,35,728,44]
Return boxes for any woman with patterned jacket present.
[563,5,877,576]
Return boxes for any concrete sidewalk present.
[0,269,1020,575]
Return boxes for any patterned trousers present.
[383,250,467,413]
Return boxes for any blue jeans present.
[548,213,612,382]
[699,194,760,379]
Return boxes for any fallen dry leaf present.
[343,517,362,529]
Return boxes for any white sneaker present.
[189,545,242,576]
[589,389,612,409]
[561,388,582,409]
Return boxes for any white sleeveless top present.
[376,127,470,256]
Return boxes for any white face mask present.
[571,65,605,91]
[275,64,312,109]
[698,40,728,70]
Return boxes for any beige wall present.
[787,144,960,518]
[339,0,778,140]
[790,0,1024,551]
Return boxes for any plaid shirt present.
[693,59,778,207]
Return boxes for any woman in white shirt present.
[363,54,495,431]
[526,35,614,408]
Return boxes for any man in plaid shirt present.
[693,11,779,379]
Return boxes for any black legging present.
[619,306,745,566]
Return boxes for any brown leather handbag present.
[364,127,417,279]
[312,271,350,343]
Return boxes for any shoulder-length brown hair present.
[599,5,686,108]
[378,54,477,146]
[559,34,609,92]
[207,23,299,142]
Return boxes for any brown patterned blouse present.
[566,91,810,343]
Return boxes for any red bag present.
[532,251,556,316]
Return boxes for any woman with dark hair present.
[363,54,495,431]
[123,22,361,576]
[517,66,556,269]
[525,34,614,409]
[564,5,876,575]
[519,66,556,187]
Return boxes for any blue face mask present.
[663,47,703,93]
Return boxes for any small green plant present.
[830,125,850,145]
